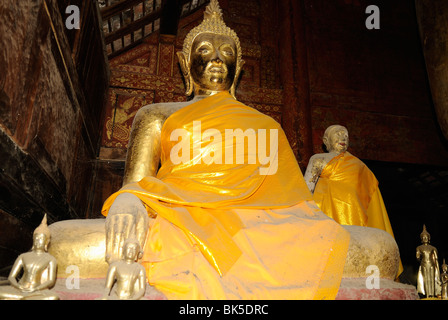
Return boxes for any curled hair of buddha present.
[182,0,242,65]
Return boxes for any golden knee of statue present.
[46,0,405,300]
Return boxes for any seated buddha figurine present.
[304,125,403,275]
[100,0,351,300]
[0,215,59,300]
[100,236,147,300]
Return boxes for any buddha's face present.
[327,128,349,154]
[421,233,430,244]
[189,32,237,95]
[32,233,48,251]
[123,241,140,261]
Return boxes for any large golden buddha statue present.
[99,0,351,299]
[47,0,405,300]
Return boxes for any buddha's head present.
[323,125,349,154]
[420,225,430,244]
[123,236,142,262]
[32,214,51,251]
[177,0,244,98]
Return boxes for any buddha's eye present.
[220,45,235,56]
[198,45,212,55]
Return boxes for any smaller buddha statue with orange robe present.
[304,125,402,276]
[305,125,393,231]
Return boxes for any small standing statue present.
[100,236,147,300]
[416,225,441,298]
[441,260,448,300]
[0,214,59,300]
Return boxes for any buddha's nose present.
[211,50,224,64]
[211,57,223,65]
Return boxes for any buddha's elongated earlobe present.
[322,136,329,151]
[177,51,194,96]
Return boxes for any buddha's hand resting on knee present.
[105,193,150,264]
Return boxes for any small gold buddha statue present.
[416,225,441,298]
[0,215,59,300]
[99,236,147,300]
[441,259,448,300]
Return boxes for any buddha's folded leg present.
[141,200,349,300]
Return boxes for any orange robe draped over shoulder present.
[313,152,403,275]
[102,92,350,299]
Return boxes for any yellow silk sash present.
[102,91,312,275]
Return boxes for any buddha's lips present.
[209,67,225,73]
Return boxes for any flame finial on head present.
[204,0,223,20]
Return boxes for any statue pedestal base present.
[51,277,418,300]
[52,278,167,300]
[48,219,418,300]
[336,278,418,300]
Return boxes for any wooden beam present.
[108,37,145,59]
[105,9,162,44]
[101,0,146,20]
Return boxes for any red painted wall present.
[297,0,448,166]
